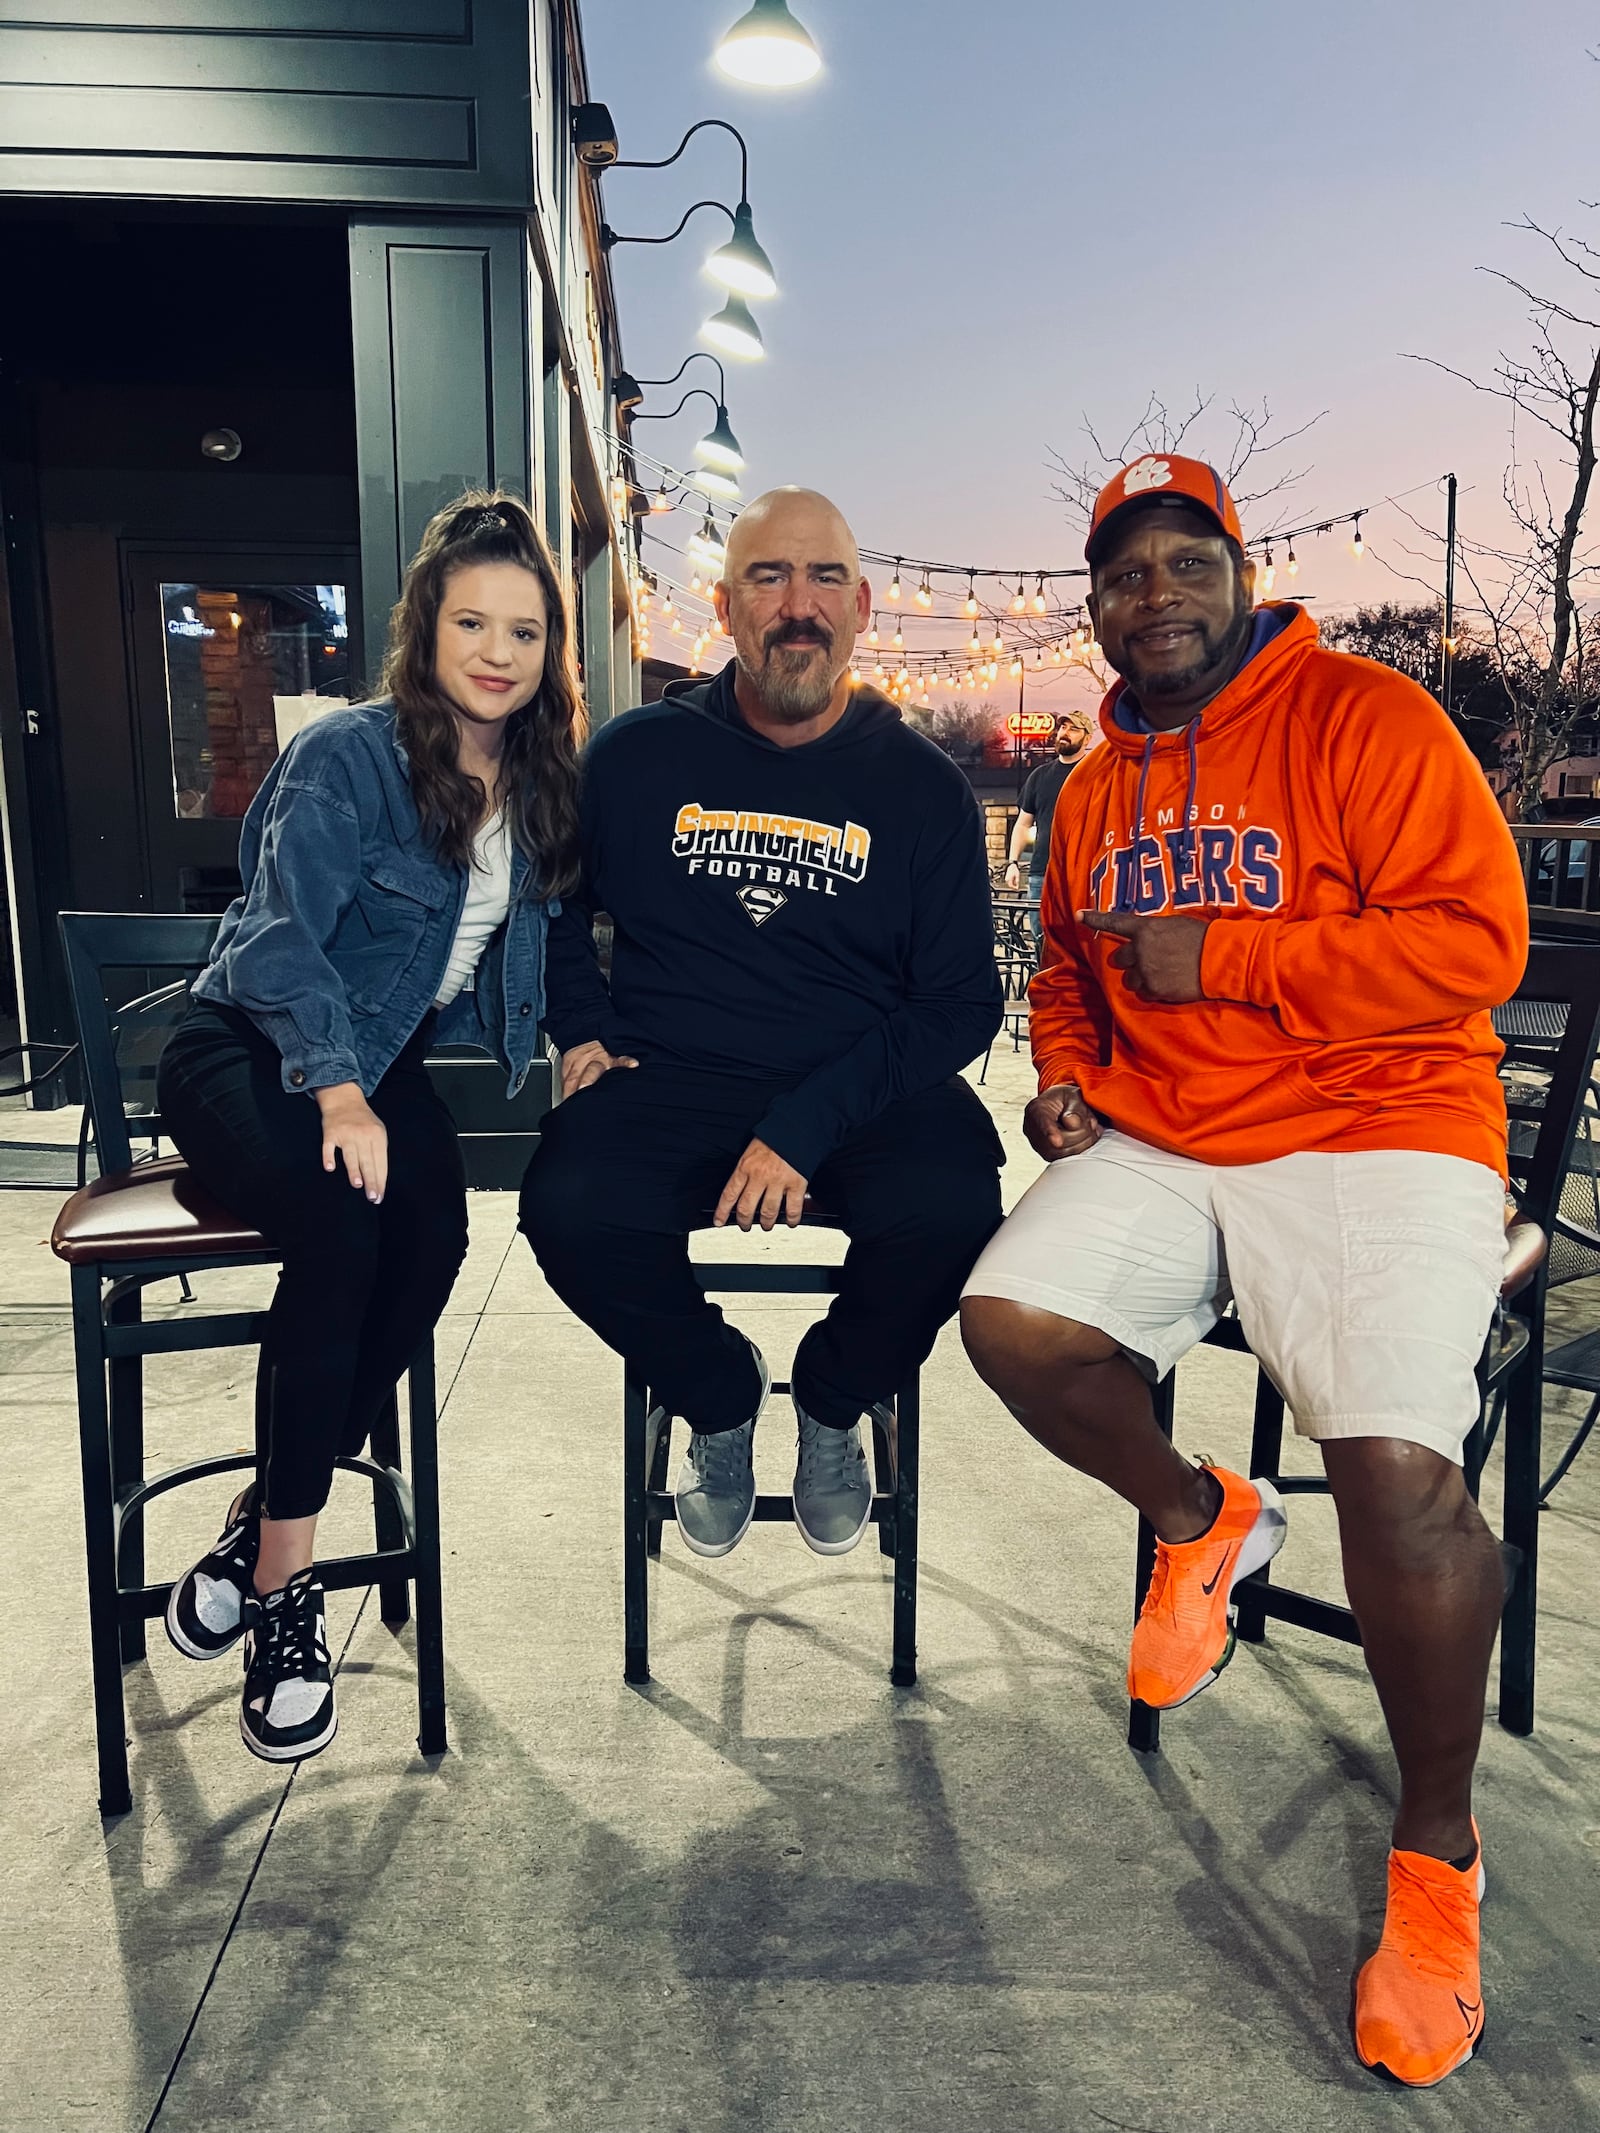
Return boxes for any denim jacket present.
[193,700,585,1098]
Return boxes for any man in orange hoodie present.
[960,455,1528,2089]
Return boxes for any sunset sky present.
[586,1,1600,708]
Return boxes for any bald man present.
[522,489,1004,1559]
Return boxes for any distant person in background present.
[1005,713,1091,938]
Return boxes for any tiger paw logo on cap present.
[1122,456,1174,496]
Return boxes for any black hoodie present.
[547,665,1003,1178]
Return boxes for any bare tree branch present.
[1408,209,1600,815]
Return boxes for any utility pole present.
[1442,471,1458,719]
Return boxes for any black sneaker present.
[164,1485,259,1660]
[239,1570,338,1764]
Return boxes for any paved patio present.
[1,1043,1597,2132]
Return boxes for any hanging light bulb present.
[867,619,879,646]
[1351,515,1365,559]
[671,617,682,634]
[651,482,672,515]
[1286,545,1299,578]
[915,571,933,609]
[892,620,904,647]
[700,292,766,362]
[990,629,1004,655]
[850,665,862,685]
[887,559,903,602]
[661,592,674,616]
[1010,576,1026,615]
[1010,658,1024,679]
[965,574,978,619]
[1052,643,1064,665]
[1262,545,1276,595]
[964,668,975,687]
[1033,575,1047,614]
[693,404,745,474]
[715,0,822,85]
[1035,646,1045,666]
[690,571,703,593]
[704,203,779,301]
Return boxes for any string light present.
[1262,545,1276,595]
[652,482,673,514]
[1010,577,1026,615]
[867,619,879,645]
[969,626,981,654]
[1032,575,1047,614]
[892,619,904,648]
[915,571,933,609]
[888,559,903,602]
[965,575,978,618]
[1286,545,1299,578]
[990,629,1004,654]
[1351,515,1365,559]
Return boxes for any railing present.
[1512,824,1600,924]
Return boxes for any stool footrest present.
[646,1490,897,1525]
[1237,1573,1361,1645]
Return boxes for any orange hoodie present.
[1031,605,1527,1177]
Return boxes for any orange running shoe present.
[1127,1463,1286,1708]
[1354,1832,1486,2087]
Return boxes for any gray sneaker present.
[675,1347,769,1558]
[793,1408,874,1556]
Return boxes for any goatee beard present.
[739,643,839,723]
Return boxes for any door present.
[123,543,361,911]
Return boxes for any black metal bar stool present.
[622,1203,920,1691]
[51,913,447,1815]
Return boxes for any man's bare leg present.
[960,1295,1220,1543]
[1323,1438,1500,1862]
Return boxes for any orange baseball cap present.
[1086,453,1245,564]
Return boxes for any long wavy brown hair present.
[380,489,586,896]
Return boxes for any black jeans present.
[519,1065,1004,1431]
[156,1000,469,1520]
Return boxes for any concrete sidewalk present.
[2,1043,1597,2132]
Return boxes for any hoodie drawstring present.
[1115,724,1201,913]
[1181,722,1200,884]
[1118,734,1157,913]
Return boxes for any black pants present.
[519,1065,1004,1431]
[156,1000,469,1520]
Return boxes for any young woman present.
[156,491,632,1764]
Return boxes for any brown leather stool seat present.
[51,1155,271,1265]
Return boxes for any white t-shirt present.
[433,809,513,1008]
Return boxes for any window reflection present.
[160,582,350,819]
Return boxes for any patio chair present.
[0,1038,87,1191]
[622,1205,921,1689]
[49,913,445,1816]
[1126,939,1600,1754]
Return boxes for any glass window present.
[159,582,350,820]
